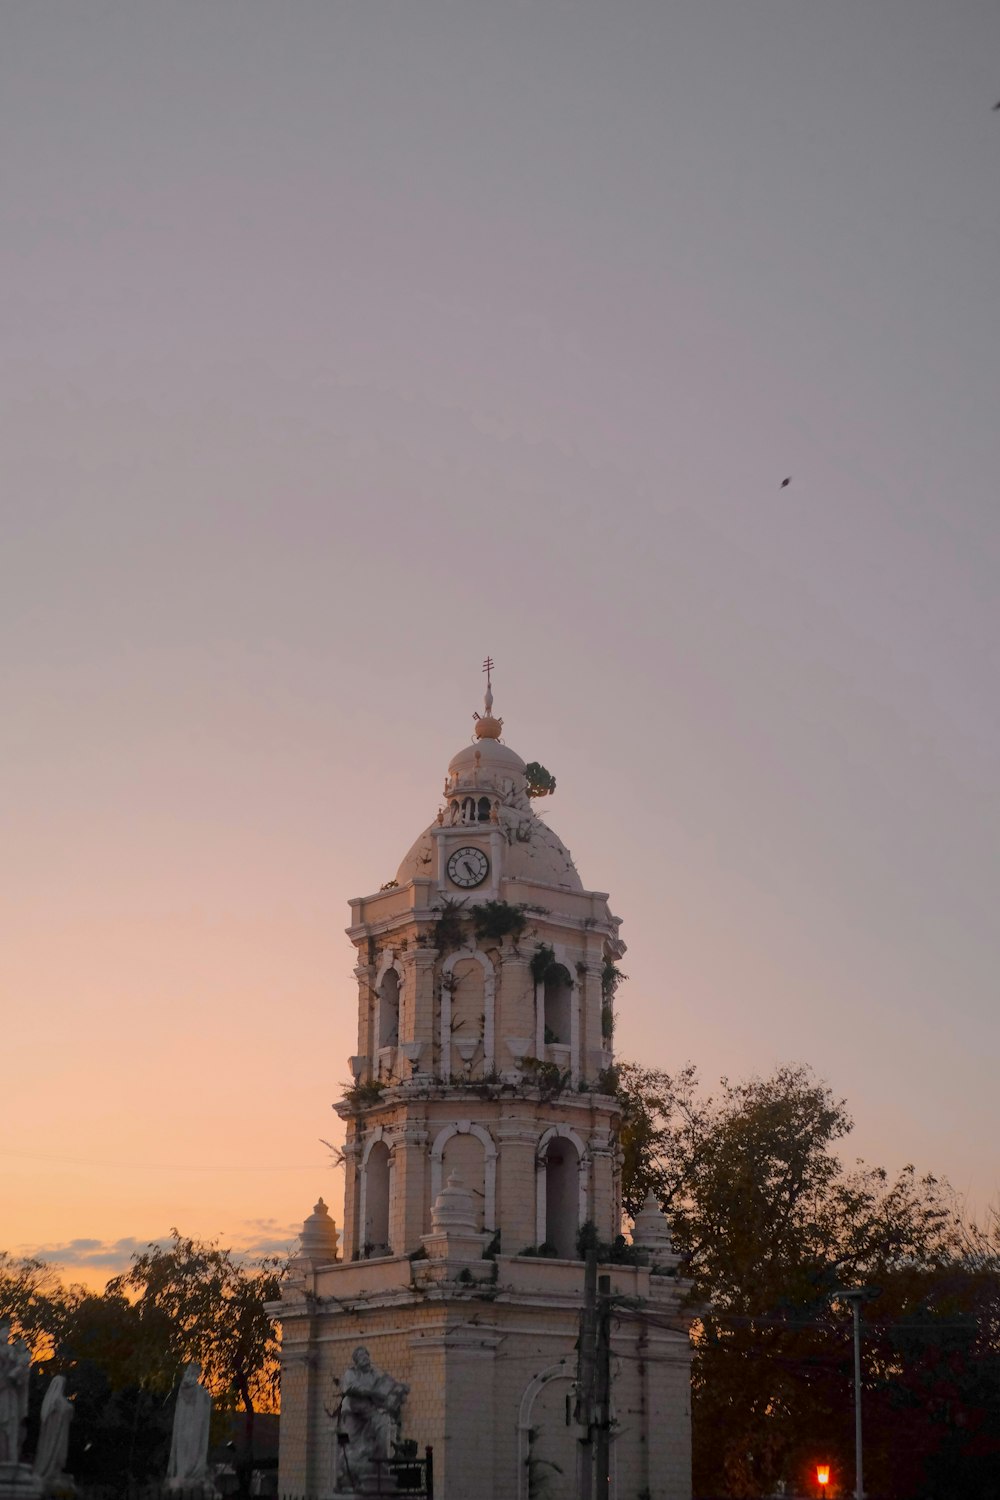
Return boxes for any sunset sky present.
[2,1,998,1286]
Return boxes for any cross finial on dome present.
[482,655,494,714]
[473,656,503,738]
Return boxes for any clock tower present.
[273,674,695,1499]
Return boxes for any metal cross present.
[482,656,494,687]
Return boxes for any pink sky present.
[2,2,998,1285]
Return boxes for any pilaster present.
[578,959,605,1081]
[404,947,438,1067]
[354,962,375,1071]
[588,1126,617,1239]
[387,1121,430,1252]
[340,1139,363,1260]
[496,952,534,1053]
[494,1118,541,1252]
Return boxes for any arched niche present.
[543,963,573,1046]
[430,1121,497,1232]
[374,953,404,1053]
[516,1361,581,1500]
[359,1130,392,1258]
[536,1125,588,1258]
[440,947,496,1074]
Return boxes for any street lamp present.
[816,1463,830,1489]
[832,1286,878,1500]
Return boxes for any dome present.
[395,806,583,890]
[394,675,583,891]
[447,736,527,792]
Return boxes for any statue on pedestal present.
[334,1346,409,1493]
[0,1322,42,1498]
[33,1377,73,1494]
[0,1322,31,1463]
[166,1362,212,1491]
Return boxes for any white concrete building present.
[272,679,694,1498]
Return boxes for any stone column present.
[588,1125,618,1242]
[494,1118,541,1252]
[340,1139,363,1261]
[353,962,375,1076]
[403,948,438,1071]
[441,1325,500,1499]
[387,1122,430,1253]
[578,959,606,1083]
[495,951,534,1060]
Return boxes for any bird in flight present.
[780,476,791,488]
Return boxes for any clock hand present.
[463,860,475,878]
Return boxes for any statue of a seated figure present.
[334,1346,409,1492]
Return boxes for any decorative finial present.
[473,656,503,739]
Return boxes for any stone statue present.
[0,1320,31,1464]
[334,1346,409,1491]
[33,1376,73,1492]
[166,1362,212,1489]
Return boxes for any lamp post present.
[833,1287,877,1500]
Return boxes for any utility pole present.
[577,1251,613,1500]
[833,1287,875,1500]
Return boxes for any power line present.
[4,1148,329,1172]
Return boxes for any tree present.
[106,1231,284,1478]
[1,1235,286,1484]
[525,762,556,798]
[615,1061,998,1498]
[0,1252,77,1363]
[57,1290,176,1482]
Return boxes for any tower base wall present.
[274,1254,693,1500]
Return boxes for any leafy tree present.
[106,1231,284,1475]
[0,1252,77,1362]
[615,1061,998,1498]
[1,1235,285,1483]
[57,1292,175,1482]
[525,761,556,798]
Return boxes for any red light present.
[816,1465,830,1487]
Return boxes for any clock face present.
[447,845,489,889]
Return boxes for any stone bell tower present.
[273,673,695,1500]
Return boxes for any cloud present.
[233,1219,301,1259]
[18,1223,303,1276]
[20,1235,170,1272]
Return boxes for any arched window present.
[477,797,491,823]
[462,797,476,823]
[543,964,573,1045]
[542,1137,580,1258]
[364,1140,391,1257]
[377,968,399,1048]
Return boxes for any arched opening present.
[477,796,491,823]
[377,968,399,1048]
[543,964,573,1045]
[462,797,476,823]
[441,1132,488,1232]
[543,1137,580,1259]
[364,1140,391,1257]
